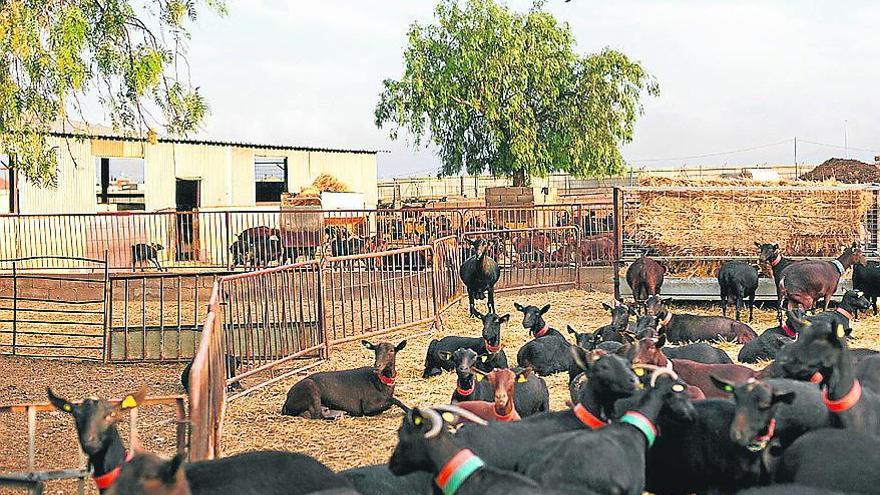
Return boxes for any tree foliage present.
[376,0,659,184]
[0,0,225,184]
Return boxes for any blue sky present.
[171,0,880,177]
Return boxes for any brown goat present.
[452,368,529,423]
[780,243,867,312]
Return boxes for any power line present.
[626,139,794,163]
[797,139,880,154]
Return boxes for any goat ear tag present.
[441,412,455,423]
[836,325,845,339]
[672,384,685,393]
[723,385,734,393]
[121,396,138,409]
[517,374,528,383]
[479,355,489,363]
[633,368,645,377]
[62,404,72,412]
[474,374,484,382]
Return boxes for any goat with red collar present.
[738,310,810,363]
[449,348,549,418]
[514,303,573,376]
[806,289,870,336]
[776,319,880,435]
[423,310,509,378]
[647,295,758,344]
[282,340,409,419]
[47,387,147,493]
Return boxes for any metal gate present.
[0,256,108,360]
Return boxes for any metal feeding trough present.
[616,277,853,302]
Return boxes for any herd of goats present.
[43,239,880,494]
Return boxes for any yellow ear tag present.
[474,374,484,381]
[413,416,423,426]
[121,396,138,409]
[836,325,845,339]
[441,412,455,423]
[634,368,645,377]
[517,375,528,383]
[672,384,685,393]
[62,404,72,412]
[724,385,734,393]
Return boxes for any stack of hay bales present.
[625,177,873,277]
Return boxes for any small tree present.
[0,0,225,184]
[376,0,658,185]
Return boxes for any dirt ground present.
[3,288,880,494]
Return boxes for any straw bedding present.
[626,177,873,277]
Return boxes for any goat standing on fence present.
[281,340,409,419]
[460,238,501,317]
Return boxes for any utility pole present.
[794,137,798,177]
[844,120,849,158]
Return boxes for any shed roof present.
[48,131,381,155]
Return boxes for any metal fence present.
[188,284,226,461]
[0,395,187,493]
[0,256,108,360]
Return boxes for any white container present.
[321,192,365,210]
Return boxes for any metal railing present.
[188,284,226,461]
[0,395,187,493]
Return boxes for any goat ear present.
[470,367,487,381]
[566,325,577,335]
[710,374,736,394]
[754,242,762,249]
[601,302,613,311]
[628,306,638,316]
[514,302,524,312]
[47,388,76,415]
[119,386,148,411]
[361,340,375,351]
[570,345,590,371]
[163,453,187,484]
[773,244,778,250]
[438,351,452,361]
[656,334,667,348]
[395,340,407,352]
[473,309,485,320]
[620,331,636,344]
[498,313,510,323]
[772,390,797,405]
[539,304,551,315]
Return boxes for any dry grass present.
[222,290,880,472]
[628,177,873,277]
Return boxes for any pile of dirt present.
[800,158,880,183]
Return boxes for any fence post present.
[101,251,110,363]
[430,244,442,332]
[224,211,232,271]
[317,259,331,359]
[612,187,623,300]
[11,260,17,356]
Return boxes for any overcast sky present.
[163,0,880,177]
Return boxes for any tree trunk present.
[512,168,526,187]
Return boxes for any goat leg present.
[487,288,496,314]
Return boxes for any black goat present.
[341,466,433,495]
[281,340,408,419]
[710,377,831,454]
[776,319,880,435]
[523,368,695,495]
[459,238,501,317]
[738,310,809,364]
[47,387,148,493]
[806,289,870,334]
[108,450,358,495]
[388,407,579,495]
[756,242,795,310]
[423,311,509,377]
[454,347,639,472]
[717,261,759,321]
[181,354,243,393]
[514,303,573,376]
[853,260,880,315]
[592,301,637,342]
[131,243,166,272]
[659,339,733,364]
[449,348,549,418]
[775,428,880,493]
[649,296,758,343]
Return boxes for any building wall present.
[19,137,97,214]
[144,142,238,211]
[284,150,378,209]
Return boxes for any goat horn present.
[431,404,489,426]
[420,408,445,439]
[649,367,680,387]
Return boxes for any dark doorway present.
[175,179,200,262]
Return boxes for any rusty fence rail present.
[0,395,187,494]
[188,284,226,461]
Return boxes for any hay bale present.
[312,174,349,193]
[626,177,872,276]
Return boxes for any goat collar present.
[621,411,658,447]
[831,259,845,275]
[781,322,797,338]
[455,381,475,397]
[483,338,502,354]
[435,449,485,495]
[770,254,782,267]
[658,311,673,328]
[375,370,397,386]
[532,324,550,338]
[747,418,776,452]
[493,407,517,422]
[836,307,853,321]
[810,372,824,384]
[572,403,607,429]
[823,380,862,413]
[92,451,134,490]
